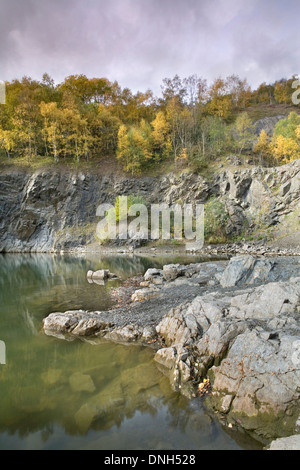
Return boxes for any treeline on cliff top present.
[0,73,299,174]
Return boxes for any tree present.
[272,135,299,163]
[40,101,63,162]
[254,129,272,164]
[38,73,61,104]
[58,74,90,104]
[116,121,152,175]
[166,97,183,160]
[41,99,91,162]
[117,125,130,170]
[9,77,43,159]
[61,104,88,162]
[208,116,230,155]
[274,80,290,104]
[183,75,208,108]
[254,129,270,155]
[13,102,38,159]
[125,90,155,124]
[0,128,15,157]
[252,82,275,105]
[87,77,113,104]
[161,75,187,105]
[227,75,251,109]
[85,104,121,157]
[165,97,194,160]
[1,71,299,170]
[274,112,300,139]
[234,112,256,154]
[271,112,300,164]
[151,111,171,160]
[206,78,233,120]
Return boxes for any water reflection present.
[0,253,261,450]
[1,334,246,450]
[0,252,223,323]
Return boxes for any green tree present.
[274,112,300,139]
[233,112,256,154]
[204,198,228,244]
[272,112,300,164]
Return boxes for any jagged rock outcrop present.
[218,255,275,287]
[254,115,286,137]
[42,255,300,442]
[153,256,300,441]
[0,157,300,252]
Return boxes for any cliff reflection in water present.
[0,332,246,450]
[0,253,151,326]
[0,252,217,323]
[0,253,259,450]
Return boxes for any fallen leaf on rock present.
[198,378,211,397]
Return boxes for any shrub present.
[204,198,228,244]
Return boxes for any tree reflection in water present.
[0,253,261,450]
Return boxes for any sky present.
[0,0,299,96]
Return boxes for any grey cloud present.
[0,0,299,94]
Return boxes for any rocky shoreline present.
[43,254,300,448]
[97,239,300,258]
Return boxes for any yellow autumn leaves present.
[198,378,211,397]
[254,112,300,164]
[117,112,172,175]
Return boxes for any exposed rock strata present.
[1,157,300,253]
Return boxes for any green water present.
[0,253,262,450]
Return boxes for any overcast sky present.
[0,0,299,95]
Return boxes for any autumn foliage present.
[254,113,300,164]
[0,73,299,172]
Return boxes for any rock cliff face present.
[0,157,300,252]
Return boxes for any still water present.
[0,253,263,450]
